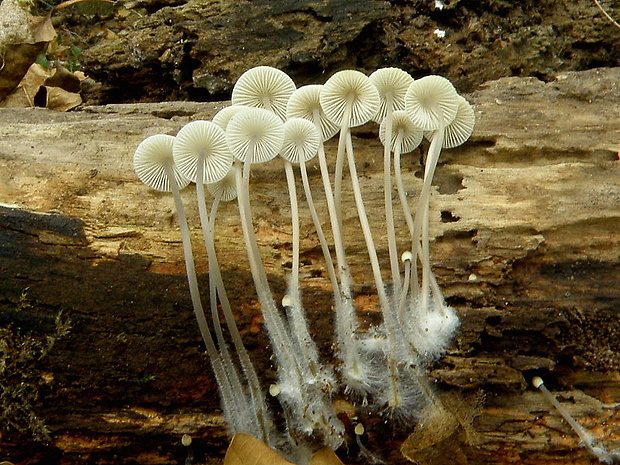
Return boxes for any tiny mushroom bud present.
[269,384,281,397]
[181,434,192,447]
[533,376,615,463]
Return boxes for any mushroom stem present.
[382,95,401,290]
[312,111,352,294]
[344,131,403,406]
[205,243,257,436]
[344,131,392,328]
[298,157,340,300]
[262,97,273,113]
[398,251,413,326]
[283,160,319,369]
[162,160,255,432]
[533,377,614,463]
[281,160,344,445]
[393,129,420,298]
[234,150,305,398]
[284,161,301,302]
[195,157,271,442]
[420,203,431,313]
[333,95,354,228]
[162,161,216,358]
[410,124,445,299]
[195,158,229,347]
[312,112,368,392]
[236,157,296,368]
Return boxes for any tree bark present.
[0,68,619,464]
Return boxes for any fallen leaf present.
[309,447,346,465]
[0,0,110,103]
[0,63,82,111]
[46,85,82,111]
[44,65,81,94]
[0,63,52,107]
[223,434,347,465]
[224,433,296,465]
[401,402,460,457]
[400,392,485,465]
[29,11,56,44]
[0,0,50,101]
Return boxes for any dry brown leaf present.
[400,392,485,465]
[223,434,348,465]
[29,13,56,44]
[402,432,468,465]
[0,63,82,111]
[0,63,52,107]
[0,0,109,102]
[46,86,82,111]
[44,65,82,93]
[401,402,460,457]
[0,0,49,101]
[309,447,346,465]
[224,434,296,465]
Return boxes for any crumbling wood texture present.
[0,68,619,464]
[75,0,620,103]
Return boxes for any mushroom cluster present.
[133,66,474,463]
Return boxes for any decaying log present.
[0,68,619,464]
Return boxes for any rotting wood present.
[0,68,619,464]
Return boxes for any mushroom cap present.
[231,66,296,121]
[320,69,380,128]
[379,110,423,154]
[369,67,414,123]
[286,84,340,141]
[173,120,233,184]
[280,117,321,164]
[424,95,475,149]
[206,166,238,202]
[226,107,285,164]
[532,376,544,388]
[405,75,460,131]
[134,134,190,192]
[212,105,245,131]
